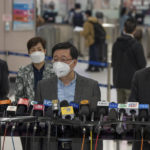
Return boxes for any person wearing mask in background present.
[0,59,9,99]
[81,10,100,72]
[43,1,57,23]
[112,17,146,104]
[129,67,150,150]
[15,37,55,102]
[15,37,55,150]
[71,3,84,27]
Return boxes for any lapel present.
[26,64,34,93]
[50,76,58,99]
[74,73,82,103]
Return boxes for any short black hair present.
[52,42,78,59]
[85,10,92,17]
[75,3,81,9]
[27,37,46,52]
[124,17,136,33]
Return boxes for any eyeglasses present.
[52,57,73,63]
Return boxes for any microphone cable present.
[25,123,30,150]
[11,123,16,150]
[2,123,8,150]
[94,134,99,150]
[81,132,85,150]
[11,129,16,150]
[141,136,143,150]
[90,130,92,150]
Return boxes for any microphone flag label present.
[61,106,74,115]
[18,98,29,106]
[33,104,44,110]
[43,99,52,107]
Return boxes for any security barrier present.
[0,50,115,90]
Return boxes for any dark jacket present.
[129,68,150,150]
[129,67,150,103]
[0,59,9,99]
[112,34,146,89]
[35,73,101,110]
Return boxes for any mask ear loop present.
[69,60,74,66]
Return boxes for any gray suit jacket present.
[35,73,101,110]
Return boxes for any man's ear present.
[73,59,78,66]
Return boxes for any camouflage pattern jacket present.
[15,62,55,102]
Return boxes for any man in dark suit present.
[129,67,150,150]
[35,42,101,107]
[0,59,9,99]
[35,42,102,150]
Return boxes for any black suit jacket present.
[129,67,150,104]
[35,73,101,110]
[0,59,9,99]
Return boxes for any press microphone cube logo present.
[30,101,38,106]
[139,104,149,110]
[0,99,11,105]
[127,102,139,109]
[43,99,52,107]
[97,100,109,106]
[61,106,74,115]
[109,102,118,109]
[18,98,29,106]
[118,104,128,108]
[70,102,79,109]
[52,100,59,104]
[33,104,44,111]
[127,102,139,115]
[7,106,17,112]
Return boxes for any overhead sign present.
[13,0,35,31]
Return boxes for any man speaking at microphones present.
[35,42,101,150]
[35,42,100,109]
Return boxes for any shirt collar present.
[58,73,77,87]
[32,64,45,72]
[123,31,134,38]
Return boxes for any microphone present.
[139,104,149,122]
[33,104,44,117]
[79,100,89,123]
[116,103,128,134]
[43,99,53,117]
[52,100,59,118]
[60,100,74,120]
[127,102,139,121]
[16,98,29,116]
[0,99,11,117]
[28,101,38,114]
[95,100,109,134]
[69,102,79,117]
[97,100,109,121]
[139,104,149,136]
[108,102,118,121]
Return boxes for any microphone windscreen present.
[108,109,118,121]
[79,105,89,116]
[16,106,27,116]
[60,100,69,107]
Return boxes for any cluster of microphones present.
[0,98,150,139]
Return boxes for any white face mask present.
[30,51,45,63]
[53,61,73,78]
